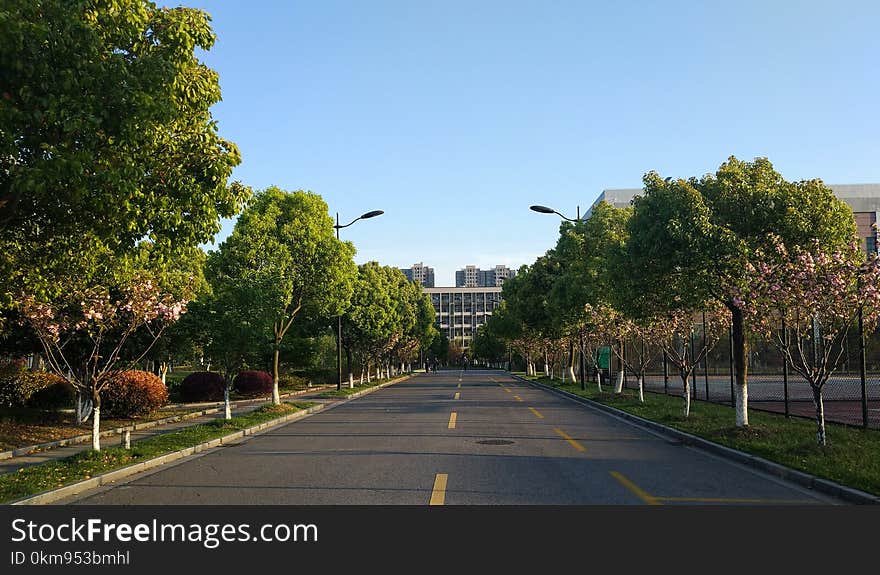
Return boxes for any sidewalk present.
[0,385,334,476]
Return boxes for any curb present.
[0,386,331,461]
[512,374,880,505]
[9,403,327,506]
[8,374,411,505]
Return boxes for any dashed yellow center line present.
[504,388,511,393]
[528,407,544,419]
[514,395,523,402]
[430,473,448,505]
[448,412,457,429]
[457,383,461,388]
[554,428,586,452]
[609,471,661,505]
[454,392,460,400]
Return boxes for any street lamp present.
[529,203,585,388]
[334,209,384,391]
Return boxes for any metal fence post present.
[702,311,709,401]
[782,317,789,418]
[860,306,868,429]
[663,350,669,395]
[728,326,735,406]
[690,327,696,400]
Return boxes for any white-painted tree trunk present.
[544,363,549,377]
[614,371,624,394]
[349,373,354,389]
[568,366,577,383]
[92,405,101,451]
[224,387,231,420]
[682,376,691,418]
[735,383,749,427]
[367,367,372,383]
[272,379,281,405]
[360,369,364,385]
[812,386,827,446]
[637,375,644,403]
[596,371,603,393]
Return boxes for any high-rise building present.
[400,262,435,287]
[424,286,503,349]
[455,265,517,287]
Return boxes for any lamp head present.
[529,205,555,214]
[360,210,384,219]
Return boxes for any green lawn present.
[517,373,880,497]
[0,401,315,504]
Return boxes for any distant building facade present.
[586,184,880,255]
[400,262,435,287]
[455,264,517,287]
[424,286,503,349]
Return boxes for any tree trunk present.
[730,304,749,427]
[91,389,101,451]
[568,340,577,383]
[596,370,603,393]
[360,368,364,385]
[367,365,372,383]
[271,344,281,405]
[346,348,353,386]
[638,375,644,403]
[614,370,624,394]
[812,385,827,446]
[682,374,691,418]
[224,386,231,420]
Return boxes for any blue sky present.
[181,0,880,285]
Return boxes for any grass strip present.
[0,401,315,504]
[520,374,880,496]
[318,375,404,398]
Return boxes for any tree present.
[19,277,186,449]
[625,157,856,427]
[744,237,880,444]
[208,187,357,403]
[0,0,249,310]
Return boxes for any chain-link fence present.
[611,321,880,429]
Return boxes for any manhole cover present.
[476,439,515,445]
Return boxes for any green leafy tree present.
[624,157,856,427]
[208,187,357,403]
[0,0,249,311]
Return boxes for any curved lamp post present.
[529,203,585,388]
[334,209,384,391]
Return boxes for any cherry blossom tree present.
[654,306,730,418]
[19,278,186,451]
[741,237,880,445]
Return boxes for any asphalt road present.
[62,370,841,505]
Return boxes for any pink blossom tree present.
[741,237,880,445]
[654,306,731,418]
[19,277,186,451]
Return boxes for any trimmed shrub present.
[278,373,310,390]
[233,370,273,397]
[25,373,75,409]
[101,370,169,418]
[180,371,226,402]
[0,363,68,408]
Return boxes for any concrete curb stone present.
[9,374,410,505]
[0,385,332,461]
[513,374,880,505]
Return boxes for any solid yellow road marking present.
[514,395,523,402]
[454,392,460,400]
[528,407,544,419]
[457,383,461,388]
[448,412,457,429]
[554,428,586,452]
[504,388,511,393]
[430,473,448,505]
[610,471,661,505]
[658,496,816,504]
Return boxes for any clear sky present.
[179,0,880,285]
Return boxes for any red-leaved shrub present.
[180,371,226,402]
[233,370,273,397]
[101,370,169,418]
